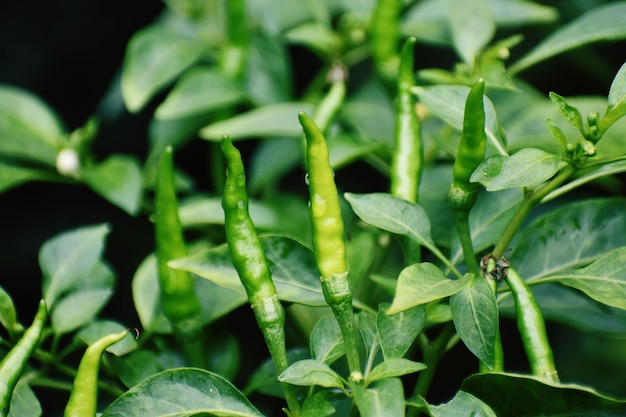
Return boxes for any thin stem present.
[493,165,575,258]
[452,209,479,274]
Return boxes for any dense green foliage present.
[2,0,626,415]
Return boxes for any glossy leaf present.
[248,137,301,193]
[112,350,162,389]
[170,235,325,306]
[377,303,427,360]
[49,262,114,334]
[511,197,626,281]
[199,102,314,140]
[486,148,560,191]
[448,0,495,66]
[82,155,142,215]
[301,391,336,417]
[102,368,264,417]
[357,311,379,362]
[511,3,626,74]
[599,62,626,133]
[462,373,626,416]
[538,246,626,310]
[310,315,345,365]
[352,378,405,417]
[388,263,472,314]
[450,276,498,369]
[132,253,246,333]
[39,223,110,307]
[429,390,496,417]
[345,192,457,270]
[245,31,292,105]
[341,81,395,144]
[7,381,42,417]
[278,359,344,389]
[0,84,65,166]
[121,27,205,112]
[155,67,245,120]
[367,358,426,383]
[0,286,21,336]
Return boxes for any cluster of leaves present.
[2,0,626,416]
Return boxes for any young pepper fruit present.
[299,112,362,382]
[221,136,301,415]
[64,329,134,417]
[0,300,47,417]
[449,78,487,212]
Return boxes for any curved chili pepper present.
[0,300,47,417]
[299,111,362,382]
[64,329,132,417]
[506,267,559,383]
[221,136,301,415]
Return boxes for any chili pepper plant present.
[2,0,626,416]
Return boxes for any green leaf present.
[301,391,336,417]
[111,350,162,389]
[510,3,626,74]
[486,148,560,191]
[0,286,22,336]
[285,21,339,57]
[7,381,42,417]
[344,192,433,249]
[367,358,426,383]
[328,133,385,169]
[278,359,344,389]
[429,390,496,417]
[549,92,584,133]
[450,276,498,369]
[341,81,395,144]
[448,0,495,66]
[178,195,281,230]
[132,254,247,333]
[39,224,110,306]
[0,84,65,166]
[462,373,626,416]
[102,368,264,417]
[511,197,626,281]
[49,262,115,334]
[377,303,427,360]
[412,85,506,155]
[0,161,57,194]
[539,246,626,310]
[121,27,205,112]
[82,155,142,215]
[352,378,405,417]
[245,31,292,105]
[357,311,379,361]
[388,264,472,314]
[608,61,626,108]
[76,320,138,356]
[155,67,245,120]
[170,235,325,306]
[199,102,314,140]
[310,315,345,365]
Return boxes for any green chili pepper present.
[0,300,47,417]
[449,78,487,211]
[155,146,201,324]
[64,329,132,417]
[505,267,559,383]
[370,0,401,88]
[221,136,301,415]
[299,111,362,382]
[391,37,422,204]
[155,146,203,365]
